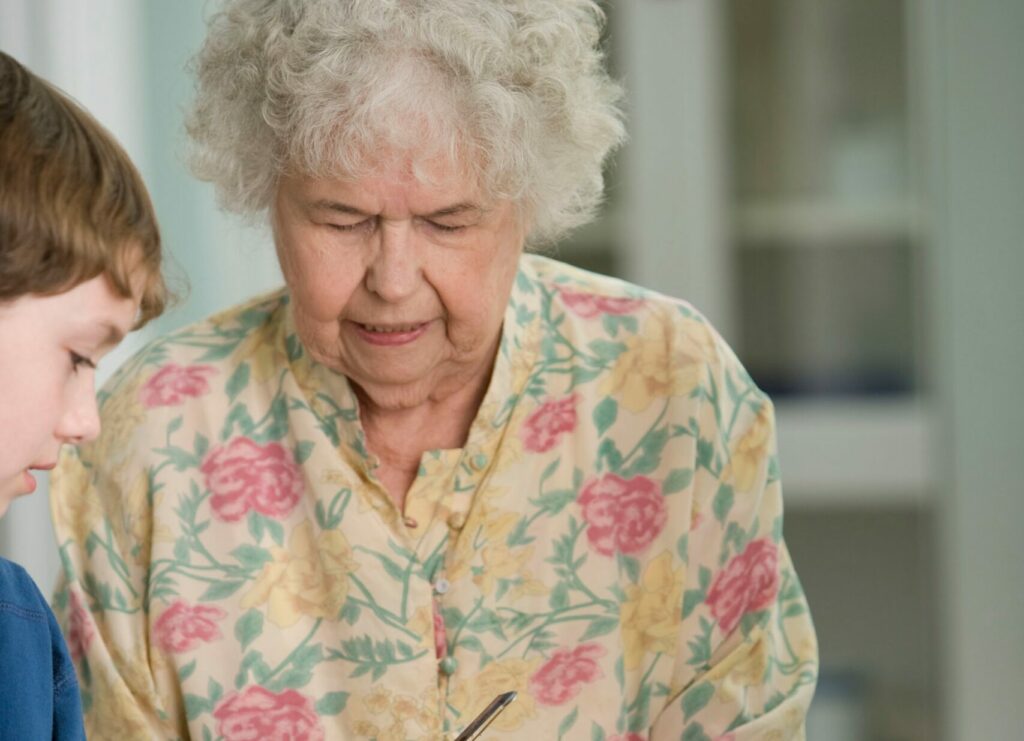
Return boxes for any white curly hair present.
[185,0,626,245]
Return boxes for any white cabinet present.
[559,2,939,738]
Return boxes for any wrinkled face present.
[272,157,526,410]
[0,274,139,515]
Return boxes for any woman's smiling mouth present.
[352,321,431,346]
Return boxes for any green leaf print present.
[221,403,256,439]
[557,707,579,739]
[682,723,712,741]
[588,339,627,361]
[234,609,264,652]
[597,438,623,472]
[591,722,607,741]
[467,608,507,639]
[234,650,272,688]
[199,579,246,602]
[225,362,251,403]
[293,439,315,464]
[153,444,199,472]
[286,333,304,361]
[549,581,570,610]
[616,552,641,584]
[593,397,618,436]
[231,545,271,570]
[682,587,705,620]
[252,395,289,442]
[579,617,619,642]
[207,678,223,706]
[663,467,694,494]
[184,693,210,720]
[315,692,350,715]
[712,484,735,526]
[167,415,184,436]
[682,681,714,721]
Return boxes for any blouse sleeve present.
[50,439,184,739]
[650,352,818,739]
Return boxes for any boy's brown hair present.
[0,51,165,326]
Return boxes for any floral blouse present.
[50,254,817,740]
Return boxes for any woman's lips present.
[352,320,430,346]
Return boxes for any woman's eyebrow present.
[426,203,484,218]
[309,200,367,216]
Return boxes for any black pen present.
[453,691,518,741]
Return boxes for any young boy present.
[0,50,166,738]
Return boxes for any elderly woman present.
[51,1,817,738]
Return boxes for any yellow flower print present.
[92,372,146,468]
[240,521,358,627]
[510,568,549,600]
[447,487,520,582]
[231,315,283,384]
[356,687,439,739]
[474,545,534,595]
[721,402,774,492]
[600,315,712,413]
[50,451,103,545]
[620,551,684,670]
[363,686,392,714]
[448,657,540,732]
[407,606,438,652]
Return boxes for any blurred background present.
[1,1,1021,738]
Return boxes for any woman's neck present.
[355,369,491,508]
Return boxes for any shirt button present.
[403,515,419,529]
[439,656,458,675]
[447,511,467,530]
[469,453,488,471]
[433,577,450,595]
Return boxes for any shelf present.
[774,398,933,507]
[735,198,926,246]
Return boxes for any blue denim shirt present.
[0,558,85,740]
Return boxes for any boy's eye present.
[70,352,96,372]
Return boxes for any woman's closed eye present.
[426,220,466,233]
[327,218,375,233]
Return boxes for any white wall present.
[0,0,282,591]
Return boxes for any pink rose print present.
[67,590,94,662]
[578,473,667,556]
[706,538,780,634]
[201,437,304,522]
[521,394,578,453]
[607,735,646,741]
[559,289,643,319]
[153,600,227,653]
[433,602,447,660]
[530,643,605,705]
[214,686,324,741]
[139,363,216,408]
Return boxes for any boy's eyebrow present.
[96,321,127,347]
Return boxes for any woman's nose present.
[364,221,422,303]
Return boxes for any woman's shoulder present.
[0,557,50,620]
[521,253,731,365]
[523,253,713,323]
[99,286,291,397]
